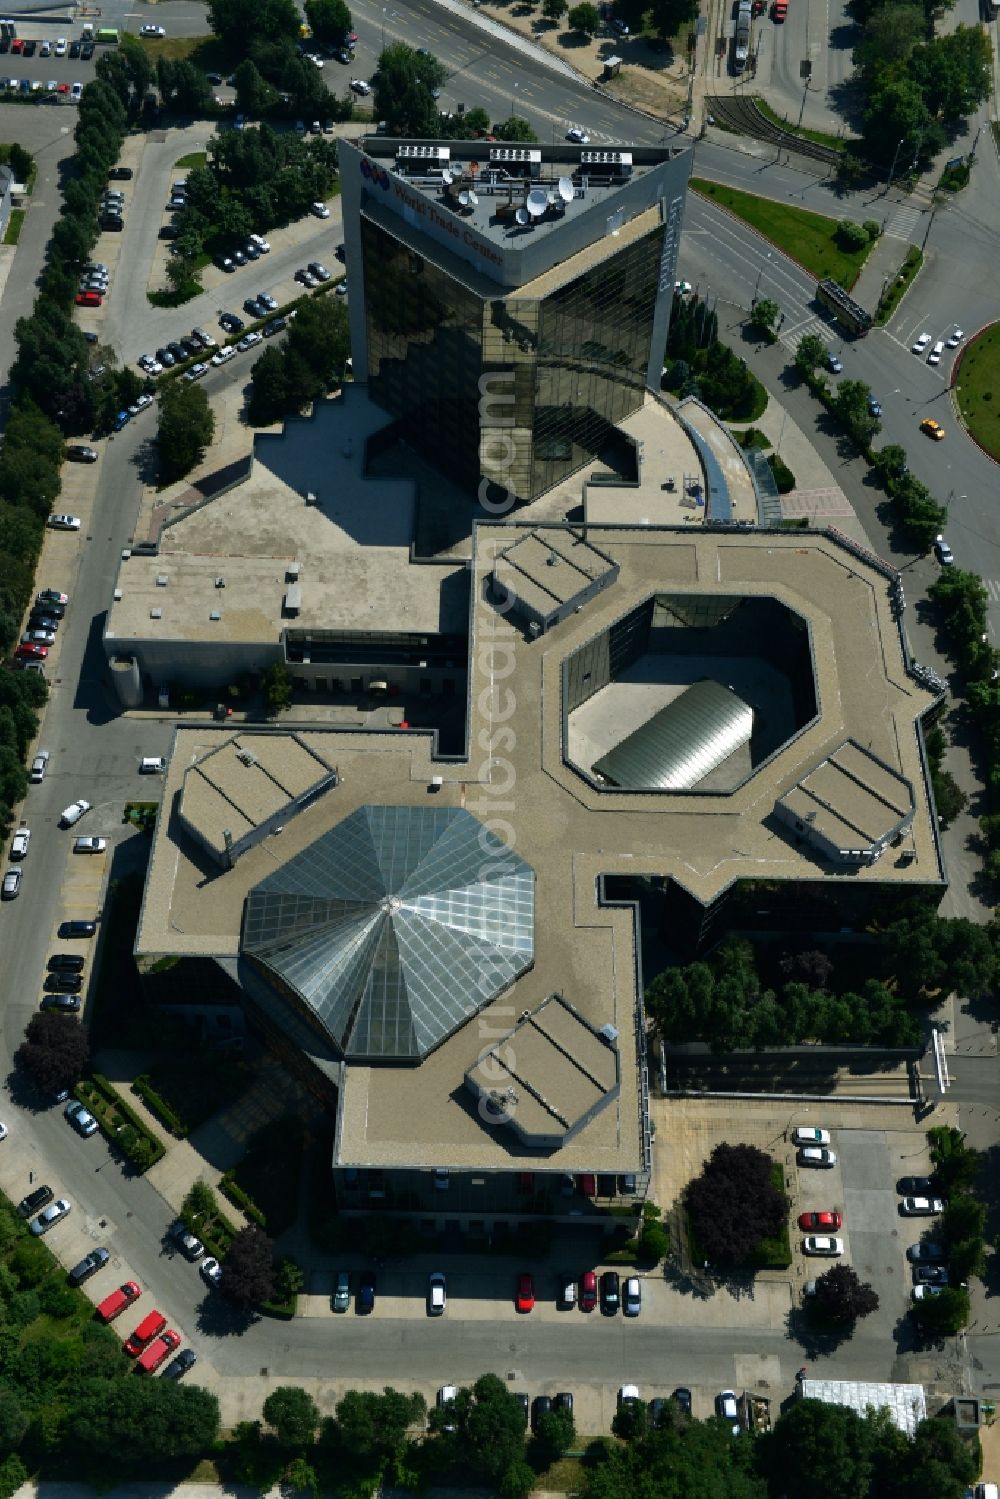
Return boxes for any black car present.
[243,297,265,317]
[101,216,123,232]
[600,1270,620,1314]
[649,1398,668,1428]
[906,1240,945,1263]
[156,347,176,368]
[48,953,84,973]
[44,973,81,993]
[358,1270,376,1313]
[219,313,244,333]
[244,241,260,260]
[108,166,133,180]
[160,224,179,239]
[69,39,81,57]
[530,1395,552,1434]
[0,37,9,54]
[68,1246,109,1286]
[263,317,287,338]
[32,603,65,622]
[231,248,247,267]
[41,994,81,1013]
[66,444,98,464]
[81,40,94,59]
[554,1392,573,1416]
[897,1176,936,1196]
[180,336,202,358]
[58,920,96,938]
[21,39,34,56]
[162,1347,198,1380]
[672,1387,693,1417]
[335,243,346,262]
[29,616,60,634]
[205,72,223,86]
[18,1185,53,1218]
[167,342,187,364]
[514,1392,529,1428]
[913,1265,950,1285]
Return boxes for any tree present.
[208,0,301,50]
[373,41,446,138]
[16,1014,90,1096]
[761,1399,874,1499]
[543,0,568,17]
[911,1283,969,1336]
[283,1456,319,1498]
[262,661,293,716]
[568,2,601,33]
[263,1386,319,1449]
[493,115,540,143]
[638,1202,669,1263]
[220,1226,276,1309]
[684,1143,785,1266]
[833,377,880,447]
[233,59,279,117]
[749,296,779,340]
[534,1405,575,1460]
[334,1387,425,1460]
[0,1390,27,1454]
[942,1192,986,1247]
[836,219,869,251]
[813,1264,879,1325]
[157,381,215,485]
[304,0,352,44]
[911,25,992,121]
[928,1126,982,1196]
[246,346,290,426]
[873,443,908,484]
[68,1380,220,1461]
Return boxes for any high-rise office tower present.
[338,135,691,507]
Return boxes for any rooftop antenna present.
[526,188,547,218]
[557,176,574,203]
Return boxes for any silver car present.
[30,1198,71,1235]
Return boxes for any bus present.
[816,278,873,337]
[95,27,119,44]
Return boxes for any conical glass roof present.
[242,806,535,1061]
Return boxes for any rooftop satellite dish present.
[468,189,479,206]
[514,206,530,225]
[442,170,453,185]
[526,188,548,217]
[557,176,574,203]
[458,190,470,207]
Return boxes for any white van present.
[974,1484,999,1499]
[139,756,166,774]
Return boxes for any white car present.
[566,126,590,144]
[623,1276,641,1316]
[946,328,964,348]
[901,1196,947,1216]
[47,515,81,531]
[73,837,106,854]
[29,752,49,783]
[22,631,55,647]
[310,201,330,218]
[715,1390,740,1434]
[200,1256,222,1286]
[139,356,163,375]
[307,52,324,68]
[1,869,20,900]
[70,83,83,102]
[427,1271,446,1315]
[803,1235,844,1256]
[59,799,91,828]
[237,331,263,351]
[912,332,931,355]
[927,341,944,365]
[10,828,29,859]
[183,363,208,382]
[912,1284,943,1301]
[55,38,67,56]
[30,1199,71,1235]
[792,1126,830,1146]
[211,347,237,366]
[350,78,371,94]
[65,1100,98,1136]
[140,23,166,37]
[798,1146,837,1167]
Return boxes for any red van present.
[75,290,102,307]
[136,1329,180,1373]
[124,1309,166,1356]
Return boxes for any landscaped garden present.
[691,179,874,287]
[954,323,1000,461]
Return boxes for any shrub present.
[38,1280,78,1319]
[131,1073,189,1137]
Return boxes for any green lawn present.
[955,323,1000,461]
[752,97,847,152]
[136,33,226,68]
[174,151,207,170]
[691,178,871,288]
[3,207,24,244]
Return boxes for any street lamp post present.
[511,81,518,120]
[885,137,905,194]
[753,253,772,304]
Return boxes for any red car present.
[516,1273,534,1313]
[75,291,102,307]
[798,1210,843,1231]
[96,1281,140,1323]
[14,643,47,659]
[579,1270,597,1312]
[136,1329,180,1373]
[124,1309,166,1356]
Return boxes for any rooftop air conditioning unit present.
[156,574,169,587]
[598,1024,619,1046]
[150,608,162,619]
[215,576,226,588]
[210,610,222,621]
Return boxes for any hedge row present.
[131,1073,190,1138]
[218,1172,267,1230]
[76,1073,166,1172]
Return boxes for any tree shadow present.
[786,1303,858,1356]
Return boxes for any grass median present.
[691,178,871,287]
[955,322,1000,461]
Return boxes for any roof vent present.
[215,576,226,588]
[237,749,258,768]
[287,560,301,582]
[150,608,162,620]
[121,548,131,561]
[156,574,169,587]
[209,610,222,621]
[598,1023,619,1046]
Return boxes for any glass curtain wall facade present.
[362,217,667,505]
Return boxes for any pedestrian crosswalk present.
[884,206,921,241]
[778,315,836,354]
[984,578,1000,604]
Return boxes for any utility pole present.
[884,137,905,195]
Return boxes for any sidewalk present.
[850,221,924,315]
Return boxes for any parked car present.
[559,1273,577,1309]
[803,1235,844,1256]
[906,1241,945,1263]
[715,1390,740,1434]
[579,1269,597,1311]
[48,954,84,974]
[531,1395,552,1433]
[673,1387,693,1417]
[927,341,944,365]
[44,973,81,993]
[1,868,21,900]
[29,751,49,782]
[798,1146,837,1167]
[263,317,287,338]
[137,1330,181,1374]
[59,799,91,827]
[912,1284,943,1301]
[913,1265,949,1285]
[436,1386,457,1432]
[30,1198,71,1235]
[37,590,68,606]
[47,514,81,531]
[124,1309,167,1356]
[554,1391,573,1416]
[73,835,106,854]
[516,1272,535,1313]
[237,331,263,351]
[58,920,96,938]
[162,1347,198,1379]
[946,328,964,348]
[97,1281,141,1322]
[170,1220,204,1260]
[66,444,98,463]
[623,1276,641,1316]
[333,1271,350,1311]
[18,1186,53,1218]
[358,1270,376,1313]
[826,352,843,373]
[200,1257,222,1287]
[10,828,29,859]
[798,1211,843,1230]
[933,534,954,564]
[308,260,331,282]
[898,1176,936,1196]
[901,1196,947,1216]
[65,1100,98,1137]
[40,995,81,1013]
[14,644,47,660]
[912,332,931,354]
[68,1247,109,1286]
[427,1271,446,1316]
[219,312,244,333]
[600,1270,620,1314]
[792,1126,831,1146]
